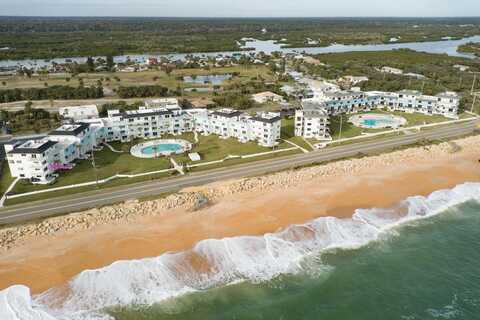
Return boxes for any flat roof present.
[50,122,90,136]
[122,110,174,119]
[8,140,57,154]
[250,115,281,124]
[211,110,243,118]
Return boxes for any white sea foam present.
[1,182,479,319]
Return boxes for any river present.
[0,36,479,69]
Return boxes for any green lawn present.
[5,171,177,206]
[0,163,15,196]
[281,117,314,151]
[5,129,301,202]
[11,147,172,195]
[329,109,454,141]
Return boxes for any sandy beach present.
[0,135,479,294]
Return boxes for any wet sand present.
[0,148,479,294]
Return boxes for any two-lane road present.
[0,121,477,225]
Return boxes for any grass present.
[5,171,177,206]
[328,109,455,141]
[0,65,273,92]
[10,147,172,195]
[281,117,314,151]
[188,149,301,172]
[328,131,406,148]
[4,127,301,204]
[0,164,15,196]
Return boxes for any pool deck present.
[130,139,192,159]
[349,113,407,129]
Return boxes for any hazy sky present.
[1,0,479,17]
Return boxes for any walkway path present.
[283,139,309,153]
[170,158,185,175]
[103,142,125,153]
[193,131,199,143]
[0,178,19,208]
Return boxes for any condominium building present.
[294,102,331,140]
[194,108,281,147]
[306,86,460,119]
[104,106,194,142]
[5,123,99,183]
[367,90,460,118]
[5,139,58,182]
[5,101,282,183]
[323,90,373,115]
[59,105,99,121]
[295,89,460,141]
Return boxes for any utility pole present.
[471,73,477,95]
[421,80,426,93]
[91,149,99,188]
[471,92,478,114]
[338,115,343,140]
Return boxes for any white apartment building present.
[59,105,99,121]
[5,123,99,183]
[5,101,283,183]
[145,98,181,109]
[104,106,194,142]
[5,139,58,183]
[294,103,331,140]
[304,84,460,119]
[295,88,460,141]
[323,90,373,115]
[48,123,98,162]
[367,90,460,118]
[194,108,281,147]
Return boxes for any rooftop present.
[122,108,174,119]
[8,139,57,154]
[250,112,282,124]
[398,90,421,96]
[252,91,283,98]
[50,123,90,136]
[211,108,244,118]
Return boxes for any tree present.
[106,55,114,71]
[86,57,95,72]
[24,101,33,114]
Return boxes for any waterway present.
[0,36,479,69]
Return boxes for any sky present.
[0,0,479,17]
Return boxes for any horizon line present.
[1,15,480,19]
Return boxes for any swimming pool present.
[349,113,407,129]
[130,139,192,158]
[141,143,183,155]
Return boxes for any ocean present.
[1,183,480,320]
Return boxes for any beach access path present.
[0,120,477,225]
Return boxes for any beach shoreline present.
[0,135,479,294]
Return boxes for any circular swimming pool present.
[130,139,192,158]
[349,113,407,129]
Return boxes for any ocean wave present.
[1,182,479,320]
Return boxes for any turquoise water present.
[141,143,183,155]
[362,118,395,128]
[110,200,480,320]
